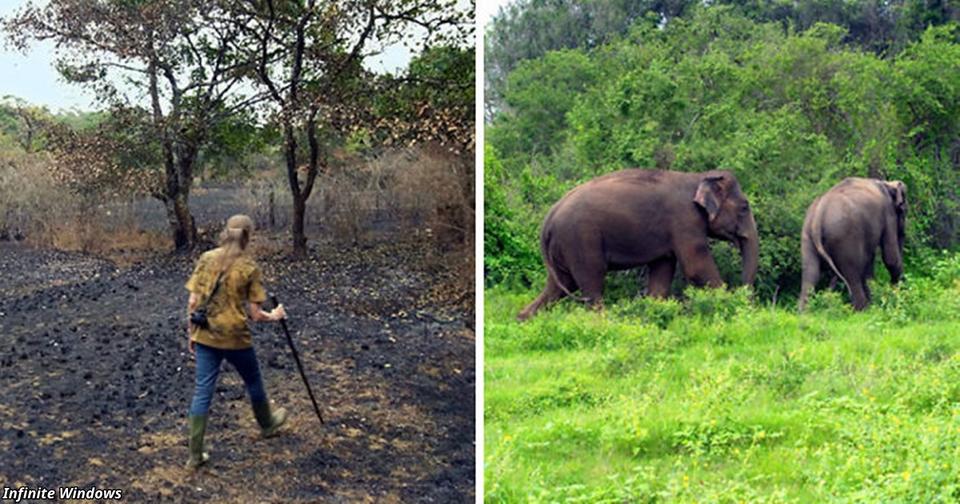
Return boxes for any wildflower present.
[902,471,910,481]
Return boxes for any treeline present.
[2,1,474,254]
[485,3,960,301]
[486,0,960,115]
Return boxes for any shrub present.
[805,290,853,319]
[485,7,960,298]
[684,285,752,320]
[672,419,782,456]
[611,295,683,329]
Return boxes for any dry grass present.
[3,145,474,301]
[50,223,170,265]
[315,146,475,306]
[0,149,64,241]
[1,148,170,262]
[240,176,290,231]
[313,146,473,251]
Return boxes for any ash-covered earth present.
[0,239,475,502]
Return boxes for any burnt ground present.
[0,237,475,502]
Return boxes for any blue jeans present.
[189,343,267,416]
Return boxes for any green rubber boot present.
[186,415,209,470]
[252,401,288,438]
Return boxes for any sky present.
[0,0,475,112]
[0,2,93,110]
[478,0,515,29]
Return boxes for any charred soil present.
[0,238,475,502]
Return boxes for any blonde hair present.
[217,214,254,272]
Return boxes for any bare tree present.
[235,0,472,256]
[4,1,264,251]
[1,96,50,153]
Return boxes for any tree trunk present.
[162,144,199,252]
[283,123,305,256]
[148,56,198,253]
[292,194,307,256]
[268,189,276,228]
[283,117,319,258]
[165,191,196,252]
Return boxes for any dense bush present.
[486,5,960,300]
[484,145,543,286]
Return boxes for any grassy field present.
[485,261,960,502]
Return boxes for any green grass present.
[485,272,960,502]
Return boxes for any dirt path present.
[0,240,475,502]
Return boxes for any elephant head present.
[884,180,907,253]
[693,171,759,286]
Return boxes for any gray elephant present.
[798,177,906,311]
[518,169,759,321]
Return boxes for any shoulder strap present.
[197,263,230,311]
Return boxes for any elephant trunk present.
[738,213,759,287]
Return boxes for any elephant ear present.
[886,181,906,213]
[694,175,726,222]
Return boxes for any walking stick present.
[271,294,325,425]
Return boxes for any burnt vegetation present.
[0,0,475,501]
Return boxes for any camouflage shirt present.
[185,248,268,350]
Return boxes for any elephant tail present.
[545,261,588,303]
[811,223,851,297]
[541,229,588,303]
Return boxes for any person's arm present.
[245,262,284,322]
[187,292,199,315]
[248,302,286,322]
[185,292,200,354]
[184,254,207,354]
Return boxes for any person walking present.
[184,214,288,469]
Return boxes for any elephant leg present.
[864,255,876,280]
[569,257,606,310]
[881,223,903,284]
[676,240,723,288]
[517,270,575,322]
[798,235,820,311]
[862,253,877,305]
[646,256,676,298]
[838,264,869,310]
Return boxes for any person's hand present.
[271,304,287,321]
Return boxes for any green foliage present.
[672,419,783,456]
[483,145,543,287]
[201,109,275,179]
[372,45,475,151]
[405,45,474,113]
[611,296,683,329]
[805,290,853,319]
[485,252,960,501]
[485,0,660,114]
[485,5,960,298]
[486,0,960,115]
[488,50,599,164]
[684,286,752,321]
